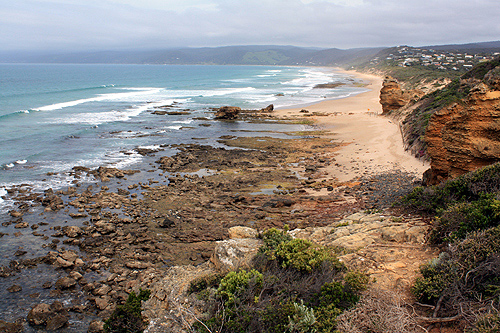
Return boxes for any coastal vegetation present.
[397,163,500,331]
[189,228,368,333]
[104,289,151,333]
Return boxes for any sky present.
[1,0,499,51]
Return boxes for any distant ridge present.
[0,45,381,66]
[1,41,499,66]
[422,40,500,53]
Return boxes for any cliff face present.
[423,79,500,185]
[379,77,410,114]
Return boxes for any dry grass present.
[336,289,425,333]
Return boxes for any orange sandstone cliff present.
[378,61,500,185]
[423,80,500,185]
[379,76,411,114]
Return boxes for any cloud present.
[0,0,499,51]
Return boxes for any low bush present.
[430,194,500,242]
[399,163,500,215]
[217,269,263,306]
[413,226,500,326]
[397,163,500,244]
[412,254,458,303]
[274,238,337,272]
[191,230,368,332]
[259,227,293,258]
[104,289,151,333]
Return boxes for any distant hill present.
[422,40,500,53]
[1,41,499,67]
[0,45,383,66]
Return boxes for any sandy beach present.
[276,70,429,183]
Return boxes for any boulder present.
[27,303,52,326]
[0,320,23,333]
[62,226,82,238]
[60,250,78,263]
[94,221,115,234]
[46,313,68,331]
[7,285,22,293]
[55,276,77,289]
[214,106,241,120]
[125,260,151,269]
[40,190,64,211]
[210,238,263,273]
[142,263,215,333]
[228,226,258,239]
[259,104,274,113]
[14,222,29,229]
[88,320,105,333]
[95,296,111,310]
[9,210,23,218]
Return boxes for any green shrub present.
[192,232,365,333]
[217,269,263,306]
[314,304,343,333]
[455,225,500,269]
[413,225,500,309]
[274,238,338,273]
[412,255,458,303]
[259,227,293,258]
[431,194,500,242]
[260,301,298,332]
[343,271,370,294]
[398,163,500,244]
[104,289,151,333]
[399,163,500,215]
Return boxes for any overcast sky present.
[1,0,499,51]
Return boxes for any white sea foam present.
[0,172,96,213]
[280,68,334,89]
[106,151,143,169]
[34,88,163,111]
[0,187,12,213]
[174,119,194,124]
[137,144,162,150]
[47,98,189,126]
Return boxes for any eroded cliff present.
[379,59,500,185]
[423,79,500,185]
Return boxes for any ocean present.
[0,64,367,211]
[0,63,369,330]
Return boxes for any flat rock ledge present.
[143,213,437,332]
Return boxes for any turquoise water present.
[0,64,366,209]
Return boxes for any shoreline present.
[276,69,429,183]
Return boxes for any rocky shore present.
[0,73,434,332]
